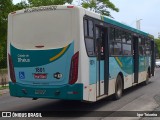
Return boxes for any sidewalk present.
[141,93,160,120]
[103,94,159,120]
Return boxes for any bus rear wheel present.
[143,71,149,85]
[114,75,123,100]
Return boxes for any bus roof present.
[9,5,153,38]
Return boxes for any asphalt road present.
[0,69,160,120]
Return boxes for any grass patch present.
[0,85,9,90]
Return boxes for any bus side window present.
[145,39,151,55]
[114,29,122,55]
[122,44,131,55]
[126,33,132,44]
[84,19,88,36]
[121,32,131,56]
[84,18,95,56]
[109,27,114,55]
[142,38,145,55]
[139,37,143,56]
[85,38,95,56]
[115,29,122,42]
[122,31,126,43]
[114,42,122,55]
[139,37,146,56]
[88,20,93,37]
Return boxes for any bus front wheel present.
[114,75,123,100]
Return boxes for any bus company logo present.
[2,112,11,117]
[1,112,42,118]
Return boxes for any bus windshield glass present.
[12,10,72,49]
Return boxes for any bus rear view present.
[7,6,83,100]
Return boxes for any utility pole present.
[136,19,142,30]
[158,32,160,39]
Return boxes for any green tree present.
[155,38,160,58]
[0,0,14,68]
[82,0,119,17]
[13,1,29,10]
[28,0,73,7]
[0,0,28,68]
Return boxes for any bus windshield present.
[12,10,72,49]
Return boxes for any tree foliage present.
[13,1,29,10]
[82,0,119,17]
[0,0,28,68]
[155,38,160,58]
[0,0,13,43]
[0,0,13,68]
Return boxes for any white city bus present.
[7,5,155,102]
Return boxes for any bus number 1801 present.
[35,67,45,73]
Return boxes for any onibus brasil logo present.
[1,112,42,118]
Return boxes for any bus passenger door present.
[96,26,109,97]
[133,36,139,83]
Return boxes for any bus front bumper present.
[9,82,83,100]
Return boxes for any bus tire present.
[114,75,123,100]
[143,70,149,85]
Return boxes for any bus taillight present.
[69,52,79,85]
[67,6,74,8]
[8,54,16,83]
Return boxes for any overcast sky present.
[13,0,160,38]
[110,0,160,38]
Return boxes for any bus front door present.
[96,26,109,97]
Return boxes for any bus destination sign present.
[24,6,57,13]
